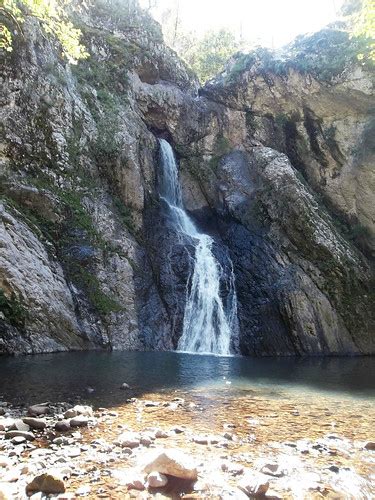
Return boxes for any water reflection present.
[0,351,374,406]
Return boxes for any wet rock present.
[5,431,35,441]
[28,404,49,417]
[26,473,65,495]
[70,416,89,427]
[147,471,168,488]
[55,420,71,432]
[142,448,198,480]
[238,472,270,497]
[114,432,140,448]
[23,418,47,430]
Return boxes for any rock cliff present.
[1,0,374,355]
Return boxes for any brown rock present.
[26,473,65,495]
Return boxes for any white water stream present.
[158,139,238,355]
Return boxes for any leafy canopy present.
[0,0,88,62]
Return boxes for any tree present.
[342,0,375,60]
[0,0,88,62]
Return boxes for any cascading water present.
[158,138,238,355]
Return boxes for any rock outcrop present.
[1,1,374,354]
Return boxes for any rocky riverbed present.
[0,385,374,499]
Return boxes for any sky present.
[140,0,345,48]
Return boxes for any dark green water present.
[0,352,374,406]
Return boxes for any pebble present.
[364,441,375,451]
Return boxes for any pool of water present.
[0,351,374,406]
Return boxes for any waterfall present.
[158,138,238,355]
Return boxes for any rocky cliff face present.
[1,0,374,355]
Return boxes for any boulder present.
[69,416,89,427]
[22,418,46,430]
[26,473,65,495]
[55,420,71,432]
[5,431,35,441]
[27,404,49,417]
[142,448,198,480]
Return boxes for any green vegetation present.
[1,0,88,61]
[182,29,241,83]
[226,28,374,83]
[0,289,28,327]
[66,265,122,315]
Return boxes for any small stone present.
[120,383,131,390]
[114,432,140,448]
[23,418,47,430]
[55,420,71,432]
[111,469,145,490]
[192,435,220,445]
[64,409,78,419]
[70,416,89,427]
[28,404,49,417]
[155,429,169,438]
[11,435,27,445]
[147,471,168,488]
[328,465,340,473]
[260,463,285,477]
[26,473,65,495]
[364,441,375,451]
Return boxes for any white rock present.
[238,472,269,497]
[142,448,198,480]
[114,432,140,449]
[147,471,168,488]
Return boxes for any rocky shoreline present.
[1,389,374,499]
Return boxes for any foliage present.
[227,29,374,83]
[0,289,28,327]
[1,0,88,62]
[182,29,241,83]
[342,0,375,60]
